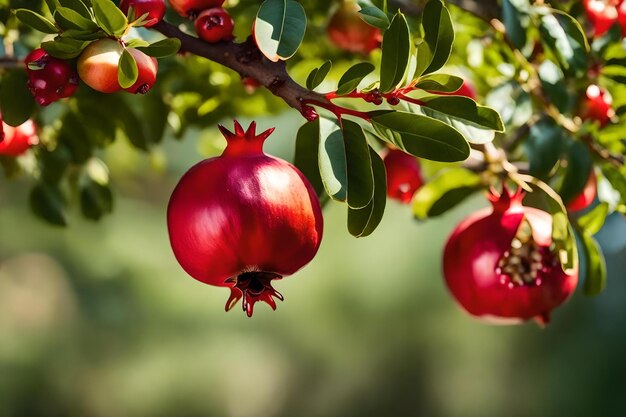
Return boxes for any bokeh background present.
[1,111,626,417]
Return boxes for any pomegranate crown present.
[487,183,525,213]
[218,120,275,156]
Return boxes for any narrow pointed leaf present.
[348,147,387,237]
[15,9,58,33]
[342,119,375,209]
[380,12,410,92]
[318,117,347,201]
[91,0,128,36]
[294,120,325,196]
[254,0,306,62]
[118,49,138,89]
[336,62,375,95]
[581,233,607,296]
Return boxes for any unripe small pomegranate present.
[25,49,78,106]
[327,1,382,54]
[0,118,39,156]
[194,8,234,43]
[168,0,225,18]
[383,149,423,204]
[439,80,477,100]
[580,84,614,127]
[77,39,157,94]
[167,121,324,317]
[120,0,166,27]
[567,171,597,212]
[443,186,578,325]
[584,0,619,37]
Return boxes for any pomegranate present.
[25,49,78,106]
[242,76,261,94]
[0,118,39,156]
[167,121,324,317]
[443,186,578,325]
[169,0,225,17]
[567,171,597,212]
[439,80,477,100]
[584,0,619,37]
[327,1,382,54]
[580,84,613,127]
[120,0,166,27]
[194,8,234,43]
[619,0,626,35]
[383,148,423,204]
[77,39,157,94]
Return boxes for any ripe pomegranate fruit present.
[584,0,619,37]
[443,186,578,325]
[580,84,614,127]
[24,49,78,106]
[194,8,234,43]
[120,0,166,27]
[327,1,382,54]
[77,39,157,94]
[167,121,324,317]
[169,0,225,18]
[567,171,597,212]
[439,80,477,100]
[619,1,626,35]
[383,148,423,204]
[0,118,39,156]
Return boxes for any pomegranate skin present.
[567,171,597,212]
[0,119,39,156]
[438,80,477,100]
[120,0,166,27]
[327,2,382,54]
[124,48,158,94]
[383,149,423,204]
[25,49,79,106]
[167,121,324,316]
[580,84,613,127]
[443,187,578,325]
[619,1,626,36]
[194,7,234,43]
[169,0,225,17]
[584,0,619,37]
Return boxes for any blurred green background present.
[2,111,626,417]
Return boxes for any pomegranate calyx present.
[225,271,284,317]
[218,121,275,156]
[487,184,525,214]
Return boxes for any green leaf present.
[348,147,387,237]
[560,141,593,206]
[414,73,464,93]
[336,62,375,95]
[14,9,58,34]
[254,0,307,62]
[415,0,454,76]
[80,159,113,220]
[0,71,36,127]
[342,120,375,209]
[294,120,325,197]
[602,164,626,205]
[58,0,92,19]
[118,48,138,89]
[379,12,410,92]
[41,38,90,59]
[29,183,68,226]
[54,7,98,31]
[537,7,588,74]
[44,0,60,13]
[538,60,570,113]
[358,5,390,30]
[306,60,332,90]
[318,117,347,201]
[412,168,482,219]
[525,118,565,179]
[91,0,128,36]
[581,233,607,296]
[136,38,181,57]
[372,111,470,162]
[502,0,528,49]
[578,202,609,235]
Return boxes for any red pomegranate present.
[383,148,423,204]
[120,0,166,27]
[580,84,613,127]
[439,80,477,100]
[194,7,234,43]
[443,186,578,325]
[25,49,78,106]
[169,0,225,17]
[327,1,382,54]
[0,118,39,156]
[167,121,324,316]
[567,171,597,212]
[619,0,626,35]
[584,0,619,37]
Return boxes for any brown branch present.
[152,21,327,116]
[0,57,22,69]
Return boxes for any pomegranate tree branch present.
[0,57,22,69]
[152,21,328,114]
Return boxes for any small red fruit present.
[327,1,382,54]
[580,84,614,127]
[167,121,324,317]
[567,171,597,212]
[24,49,78,106]
[120,0,166,27]
[194,8,234,43]
[584,0,619,37]
[383,149,423,204]
[168,0,225,18]
[242,76,261,94]
[443,186,578,325]
[0,118,39,157]
[77,39,158,94]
